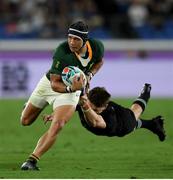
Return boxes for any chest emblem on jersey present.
[55,61,60,68]
[75,41,93,67]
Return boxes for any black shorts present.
[115,108,137,137]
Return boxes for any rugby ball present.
[61,66,86,87]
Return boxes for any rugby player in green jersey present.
[20,21,104,170]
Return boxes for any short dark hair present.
[88,87,111,107]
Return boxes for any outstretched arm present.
[79,95,106,128]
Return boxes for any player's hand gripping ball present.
[61,66,86,87]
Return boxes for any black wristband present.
[66,86,73,93]
[86,71,94,80]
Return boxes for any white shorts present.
[28,75,81,110]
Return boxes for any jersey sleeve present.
[94,39,104,61]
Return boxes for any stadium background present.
[0,0,173,178]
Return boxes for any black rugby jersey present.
[77,101,136,137]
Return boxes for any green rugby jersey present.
[46,38,104,80]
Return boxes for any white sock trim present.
[136,119,142,129]
[135,98,147,108]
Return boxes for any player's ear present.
[104,103,108,108]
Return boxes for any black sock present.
[138,89,150,104]
[133,84,151,112]
[136,119,152,130]
[141,119,152,129]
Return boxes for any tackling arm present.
[42,94,106,129]
[80,95,106,129]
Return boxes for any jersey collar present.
[74,41,93,67]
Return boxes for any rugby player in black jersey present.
[44,83,165,140]
[77,84,165,140]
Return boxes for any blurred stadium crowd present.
[0,0,173,39]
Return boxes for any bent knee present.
[55,121,65,132]
[20,116,32,126]
[49,121,66,137]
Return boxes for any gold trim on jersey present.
[75,41,93,67]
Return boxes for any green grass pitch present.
[0,98,173,178]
